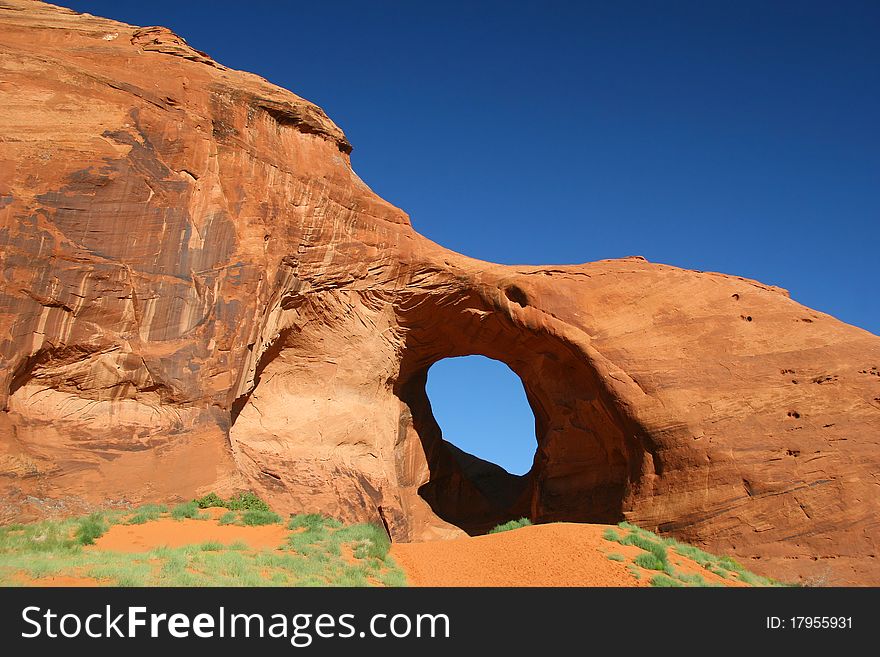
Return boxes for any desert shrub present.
[672,542,716,567]
[194,492,226,509]
[717,556,773,586]
[603,528,623,543]
[226,492,271,512]
[650,574,684,587]
[634,552,666,571]
[74,514,107,546]
[606,553,625,562]
[0,520,75,553]
[218,511,237,526]
[171,502,203,520]
[622,533,669,569]
[337,524,391,560]
[675,572,716,587]
[488,518,532,534]
[199,542,225,551]
[240,510,282,526]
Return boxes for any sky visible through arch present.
[65,1,880,471]
[427,356,536,475]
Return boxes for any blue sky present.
[66,1,879,473]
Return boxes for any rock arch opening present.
[392,286,654,537]
[421,356,538,531]
[426,355,537,476]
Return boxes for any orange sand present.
[392,523,649,587]
[391,523,746,587]
[91,509,288,552]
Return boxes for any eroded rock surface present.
[1,1,879,584]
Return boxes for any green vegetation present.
[649,574,683,587]
[0,496,407,587]
[282,514,402,586]
[74,514,108,546]
[674,571,717,587]
[227,492,272,512]
[289,513,342,531]
[604,521,782,587]
[193,492,226,509]
[192,491,271,512]
[126,504,168,525]
[214,508,283,527]
[240,510,282,526]
[488,518,533,534]
[602,528,622,542]
[633,552,666,571]
[606,553,625,562]
[170,501,206,521]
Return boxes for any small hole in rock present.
[504,285,529,308]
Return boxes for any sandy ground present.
[391,523,648,586]
[14,573,102,587]
[391,522,743,587]
[15,509,291,586]
[12,516,749,587]
[91,507,289,552]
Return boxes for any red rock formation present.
[1,1,878,584]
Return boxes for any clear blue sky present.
[66,1,879,473]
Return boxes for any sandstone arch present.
[392,288,650,535]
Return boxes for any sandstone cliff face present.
[1,0,878,584]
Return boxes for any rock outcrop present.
[1,0,878,584]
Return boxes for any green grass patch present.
[673,542,716,567]
[198,541,225,551]
[170,501,206,520]
[74,514,108,546]
[634,552,666,571]
[0,519,76,553]
[225,492,271,512]
[613,520,781,587]
[603,528,623,543]
[674,571,719,587]
[190,491,272,513]
[650,574,684,587]
[606,553,625,562]
[125,504,167,525]
[0,510,407,588]
[193,492,226,509]
[288,513,342,531]
[621,533,669,567]
[488,518,532,534]
[240,510,282,526]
